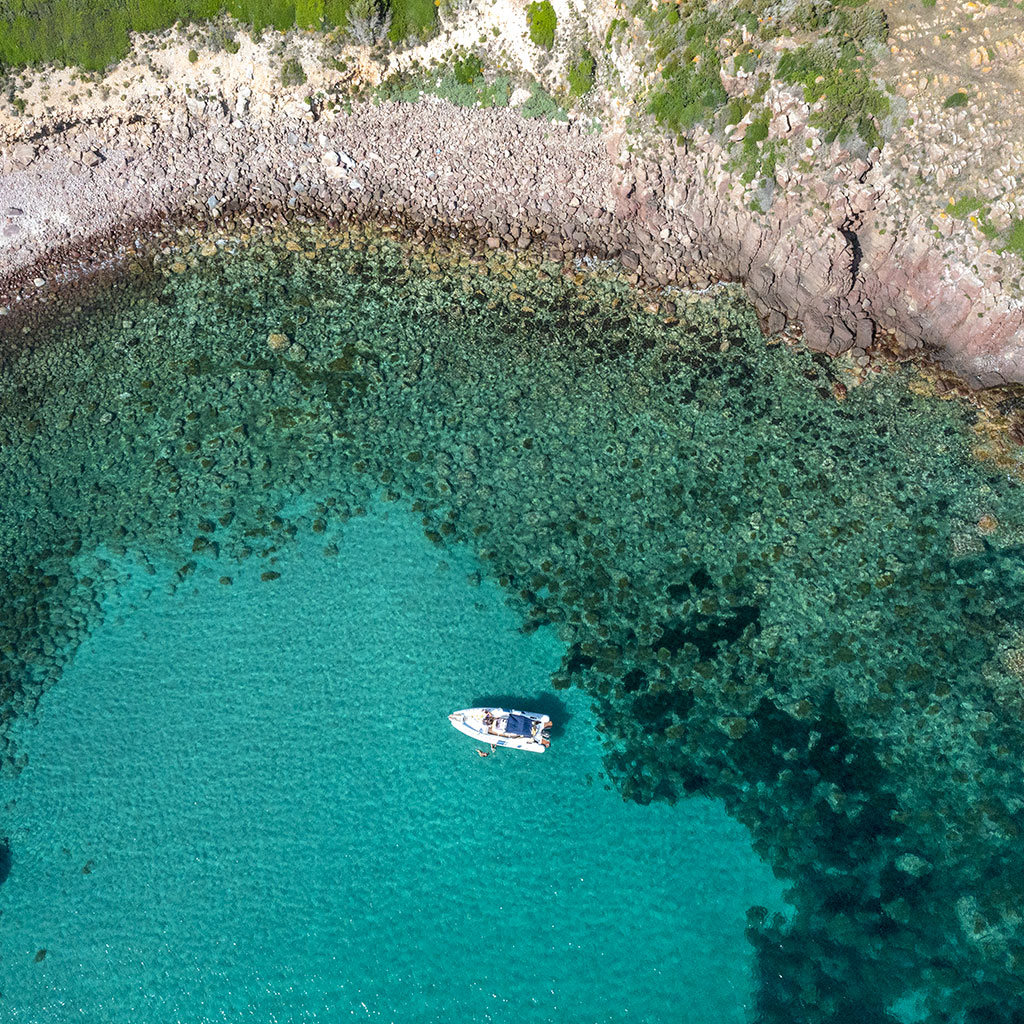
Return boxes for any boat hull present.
[448,707,552,753]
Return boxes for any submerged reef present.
[3,225,1024,1020]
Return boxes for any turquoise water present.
[4,225,1024,1020]
[2,509,785,1022]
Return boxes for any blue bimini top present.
[504,714,534,737]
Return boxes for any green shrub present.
[832,4,888,48]
[568,48,595,96]
[280,56,306,85]
[646,9,728,134]
[387,0,437,43]
[203,20,240,50]
[734,50,757,73]
[777,43,835,88]
[738,107,776,184]
[453,52,483,84]
[943,91,969,108]
[128,0,183,33]
[520,80,567,120]
[188,48,199,62]
[725,96,750,125]
[946,197,998,238]
[777,43,889,150]
[817,73,888,149]
[226,0,295,33]
[648,58,727,133]
[439,71,510,107]
[947,196,984,218]
[295,0,325,28]
[527,0,556,50]
[0,0,131,70]
[789,1,829,32]
[376,65,511,108]
[744,108,770,145]
[1002,219,1024,258]
[323,0,354,25]
[0,0,438,71]
[373,66,425,102]
[604,17,626,50]
[744,138,782,189]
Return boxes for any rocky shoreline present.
[2,86,1024,387]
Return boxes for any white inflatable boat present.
[448,708,553,753]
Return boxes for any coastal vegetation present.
[646,7,728,134]
[373,53,571,120]
[776,42,889,151]
[519,79,567,119]
[0,0,911,178]
[452,51,483,85]
[279,53,305,84]
[0,0,436,70]
[2,0,1023,317]
[945,195,998,239]
[526,0,556,50]
[1003,219,1024,259]
[567,47,595,97]
[374,56,514,109]
[642,0,891,158]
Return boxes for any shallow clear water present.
[2,509,785,1022]
[4,225,1024,1021]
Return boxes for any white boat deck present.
[448,707,552,753]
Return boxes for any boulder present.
[12,143,36,168]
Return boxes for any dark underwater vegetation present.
[3,223,1024,1021]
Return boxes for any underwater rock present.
[895,852,932,877]
[977,514,999,535]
